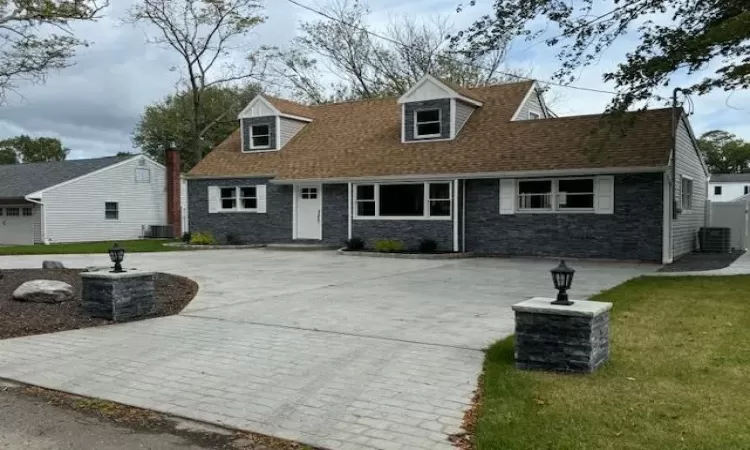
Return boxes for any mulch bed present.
[0,269,198,340]
[657,250,745,272]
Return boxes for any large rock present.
[12,280,75,304]
[42,261,65,269]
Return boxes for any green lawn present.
[476,276,750,450]
[0,240,181,255]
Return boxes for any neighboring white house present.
[0,155,170,245]
[709,173,750,202]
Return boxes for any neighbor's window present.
[0,208,3,216]
[529,111,541,120]
[22,207,32,216]
[251,124,271,149]
[6,207,19,216]
[240,187,258,210]
[220,187,237,210]
[414,109,441,138]
[681,177,693,210]
[105,202,119,220]
[135,167,151,182]
[355,182,451,218]
[714,186,722,195]
[745,186,749,195]
[518,180,553,210]
[557,179,595,210]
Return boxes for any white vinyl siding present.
[454,100,475,134]
[279,117,306,148]
[40,157,167,243]
[672,116,708,258]
[514,89,546,121]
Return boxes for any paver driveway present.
[0,250,655,449]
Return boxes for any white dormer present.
[398,75,483,143]
[237,95,312,153]
[510,82,551,121]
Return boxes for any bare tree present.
[272,0,525,103]
[0,0,109,102]
[127,0,268,164]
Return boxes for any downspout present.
[24,196,45,244]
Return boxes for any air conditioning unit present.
[144,225,174,239]
[698,227,731,253]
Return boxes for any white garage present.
[0,205,37,245]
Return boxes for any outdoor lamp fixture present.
[550,260,575,306]
[109,243,126,273]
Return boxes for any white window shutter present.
[257,184,267,213]
[499,179,516,215]
[207,186,220,213]
[595,176,614,214]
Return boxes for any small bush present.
[419,239,438,253]
[374,239,405,253]
[181,232,192,243]
[345,237,365,251]
[225,233,244,245]
[190,231,217,245]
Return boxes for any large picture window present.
[414,109,442,138]
[517,178,597,212]
[354,182,451,219]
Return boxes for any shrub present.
[419,239,438,253]
[374,239,405,253]
[225,233,244,245]
[345,237,365,251]
[190,231,217,245]
[181,232,192,243]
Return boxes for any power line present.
[284,0,622,97]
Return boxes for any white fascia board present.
[271,165,669,184]
[279,113,313,123]
[509,81,537,121]
[237,95,280,119]
[398,74,483,106]
[26,155,144,197]
[184,173,276,180]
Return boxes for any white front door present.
[296,185,322,240]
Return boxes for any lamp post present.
[550,260,575,305]
[108,243,126,273]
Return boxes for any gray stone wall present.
[404,99,451,141]
[81,272,155,322]
[352,219,453,251]
[464,173,664,261]
[241,117,277,152]
[515,311,610,373]
[322,184,349,246]
[188,177,293,244]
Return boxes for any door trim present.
[293,184,323,240]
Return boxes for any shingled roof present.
[189,81,674,180]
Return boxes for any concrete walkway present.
[651,252,750,276]
[0,250,655,449]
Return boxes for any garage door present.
[0,206,35,245]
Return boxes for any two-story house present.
[186,75,708,263]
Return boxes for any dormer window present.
[415,109,442,138]
[251,124,271,149]
[529,111,541,120]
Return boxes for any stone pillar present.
[81,271,156,322]
[512,297,612,373]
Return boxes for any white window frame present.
[353,181,452,220]
[516,177,597,213]
[135,167,151,183]
[414,108,442,139]
[529,111,541,120]
[250,124,272,149]
[104,202,119,220]
[220,186,259,212]
[681,176,694,211]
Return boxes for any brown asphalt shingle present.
[189,81,674,180]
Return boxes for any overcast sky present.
[0,0,747,160]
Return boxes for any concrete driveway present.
[0,250,655,449]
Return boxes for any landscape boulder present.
[42,261,65,269]
[12,280,75,304]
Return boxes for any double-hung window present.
[250,124,271,149]
[220,187,258,211]
[681,177,693,210]
[414,109,442,138]
[354,182,451,219]
[516,178,596,212]
[105,202,119,220]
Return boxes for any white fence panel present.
[709,201,748,251]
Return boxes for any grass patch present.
[476,276,750,450]
[0,239,181,255]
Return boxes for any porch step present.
[265,243,339,251]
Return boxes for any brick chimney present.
[165,146,182,238]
